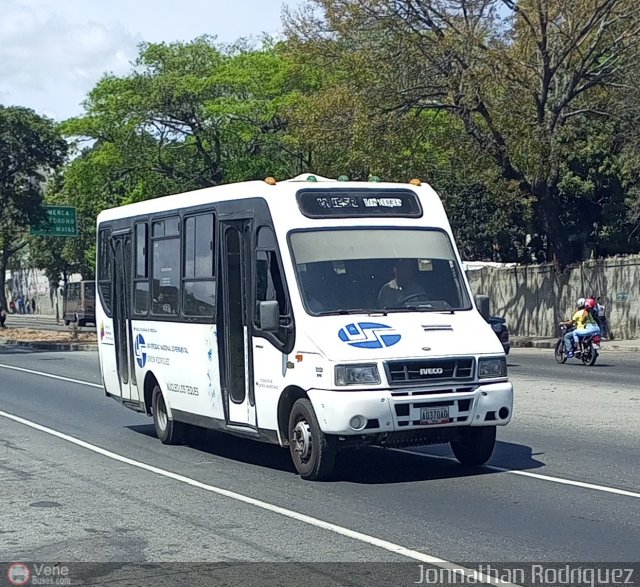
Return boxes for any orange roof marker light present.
[264,177,277,185]
[409,178,422,186]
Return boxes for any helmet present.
[576,297,586,308]
[585,298,596,310]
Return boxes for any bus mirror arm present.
[259,300,280,333]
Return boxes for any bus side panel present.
[97,312,121,398]
[252,336,288,435]
[131,320,224,420]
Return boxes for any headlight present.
[335,364,380,386]
[478,357,507,379]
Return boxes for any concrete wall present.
[4,269,83,317]
[466,255,640,339]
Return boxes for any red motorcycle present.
[554,323,601,366]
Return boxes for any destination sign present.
[296,189,423,218]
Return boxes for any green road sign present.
[29,205,78,237]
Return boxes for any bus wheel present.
[450,426,496,466]
[288,398,336,481]
[152,385,184,445]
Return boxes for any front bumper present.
[308,381,513,435]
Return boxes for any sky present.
[0,0,305,121]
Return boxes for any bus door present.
[218,217,257,429]
[110,230,140,402]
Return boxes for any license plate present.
[420,406,450,425]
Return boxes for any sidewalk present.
[0,313,95,333]
[511,336,640,352]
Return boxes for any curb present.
[0,340,98,352]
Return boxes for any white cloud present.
[0,0,303,120]
[0,0,140,119]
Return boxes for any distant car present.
[488,316,510,355]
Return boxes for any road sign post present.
[29,206,78,237]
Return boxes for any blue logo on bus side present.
[134,334,147,368]
[338,322,401,349]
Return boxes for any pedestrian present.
[25,299,31,314]
[17,296,25,314]
[596,296,608,339]
[31,297,37,314]
[0,306,7,328]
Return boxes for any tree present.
[0,106,67,310]
[286,0,640,266]
[63,37,307,201]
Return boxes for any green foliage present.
[285,0,640,266]
[0,106,67,308]
[18,3,640,278]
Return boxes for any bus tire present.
[152,384,184,445]
[288,398,336,481]
[450,426,496,466]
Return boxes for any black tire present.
[451,426,496,466]
[152,384,184,445]
[288,398,336,481]
[585,347,598,366]
[554,339,567,364]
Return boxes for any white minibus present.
[96,174,513,480]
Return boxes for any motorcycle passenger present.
[564,298,601,358]
[562,298,586,358]
[575,298,602,348]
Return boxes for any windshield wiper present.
[383,301,455,314]
[317,308,382,316]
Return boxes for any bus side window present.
[182,213,216,319]
[134,222,149,315]
[254,226,290,345]
[151,218,180,316]
[97,228,113,315]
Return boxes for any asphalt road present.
[0,347,638,584]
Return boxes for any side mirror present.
[474,294,491,321]
[259,300,280,332]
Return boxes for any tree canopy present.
[0,106,67,309]
[14,4,640,282]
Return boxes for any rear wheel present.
[152,384,184,445]
[288,398,336,481]
[584,346,598,366]
[554,339,567,364]
[451,426,496,466]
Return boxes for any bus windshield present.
[289,228,472,315]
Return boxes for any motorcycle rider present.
[562,297,601,358]
[561,298,586,358]
[577,298,602,347]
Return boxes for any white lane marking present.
[0,363,103,389]
[393,449,640,499]
[0,410,520,587]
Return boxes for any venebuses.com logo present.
[7,563,30,586]
[5,562,72,586]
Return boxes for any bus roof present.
[96,174,447,228]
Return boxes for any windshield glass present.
[289,228,471,314]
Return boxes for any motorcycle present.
[554,324,601,366]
